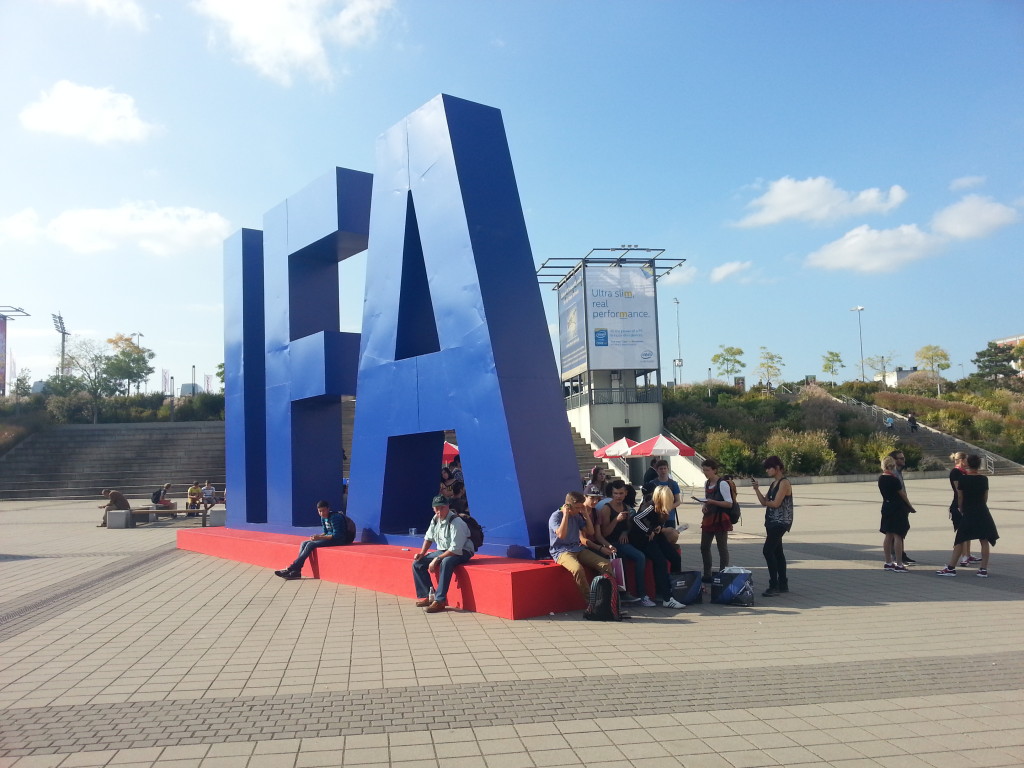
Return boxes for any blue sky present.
[1,0,1022,394]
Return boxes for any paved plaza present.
[0,476,1021,767]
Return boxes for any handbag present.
[608,554,626,592]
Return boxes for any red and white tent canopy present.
[624,435,696,457]
[442,441,460,463]
[593,437,638,458]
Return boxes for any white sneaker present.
[661,597,686,609]
[638,596,656,607]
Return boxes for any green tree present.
[65,337,117,423]
[13,369,32,397]
[972,342,1017,382]
[757,347,784,387]
[711,346,745,378]
[216,362,225,391]
[865,353,897,385]
[915,344,951,395]
[105,333,155,395]
[821,351,844,386]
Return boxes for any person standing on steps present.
[751,456,793,597]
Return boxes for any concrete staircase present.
[833,395,1024,475]
[0,422,226,501]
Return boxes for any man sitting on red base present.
[549,490,614,600]
[412,496,475,614]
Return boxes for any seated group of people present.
[550,459,695,608]
[97,481,220,527]
[270,456,738,616]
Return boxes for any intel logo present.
[640,349,654,360]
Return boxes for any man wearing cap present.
[412,495,476,614]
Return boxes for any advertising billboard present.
[585,265,659,371]
[557,268,587,378]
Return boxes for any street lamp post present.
[850,306,865,382]
[191,365,196,397]
[131,332,144,394]
[707,367,712,399]
[170,376,175,422]
[673,297,682,386]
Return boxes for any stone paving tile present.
[2,486,1023,767]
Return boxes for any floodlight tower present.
[52,313,70,377]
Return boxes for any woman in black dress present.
[878,455,916,572]
[948,452,980,567]
[937,454,998,577]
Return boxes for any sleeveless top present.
[764,478,793,527]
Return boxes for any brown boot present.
[415,598,432,607]
[425,599,447,613]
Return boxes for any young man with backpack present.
[151,483,173,509]
[412,496,476,614]
[274,500,355,580]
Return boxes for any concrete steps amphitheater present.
[0,397,609,502]
[0,422,226,501]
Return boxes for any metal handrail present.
[588,427,630,480]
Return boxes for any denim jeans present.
[412,550,473,602]
[288,539,344,571]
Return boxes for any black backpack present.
[583,573,624,621]
[717,478,741,525]
[338,512,356,544]
[457,513,485,550]
[151,488,162,504]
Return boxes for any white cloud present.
[0,209,42,243]
[193,0,395,85]
[931,194,1018,240]
[19,80,156,144]
[736,176,907,227]
[709,261,752,283]
[0,202,230,256]
[47,0,145,29]
[805,224,939,273]
[949,175,986,191]
[660,263,698,286]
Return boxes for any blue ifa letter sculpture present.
[225,94,580,554]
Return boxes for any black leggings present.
[763,524,791,588]
[700,531,729,577]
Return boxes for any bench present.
[177,528,589,620]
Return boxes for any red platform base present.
[176,528,589,620]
